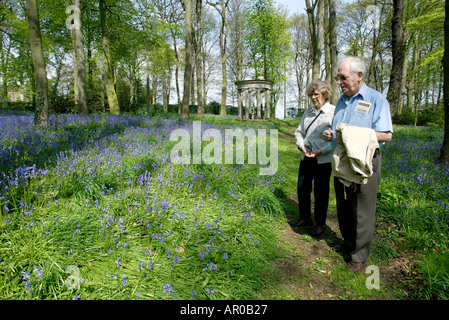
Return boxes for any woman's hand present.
[304,149,322,158]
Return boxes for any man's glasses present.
[334,74,353,82]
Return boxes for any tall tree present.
[290,13,311,110]
[208,0,230,116]
[328,0,338,104]
[196,0,205,115]
[305,0,324,81]
[25,0,48,127]
[439,0,449,164]
[227,0,246,84]
[71,0,87,115]
[99,0,119,114]
[0,9,11,109]
[181,0,193,119]
[387,0,406,116]
[245,0,290,115]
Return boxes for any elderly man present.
[323,56,393,273]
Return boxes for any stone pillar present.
[256,89,262,119]
[245,89,251,119]
[264,89,271,119]
[237,89,243,119]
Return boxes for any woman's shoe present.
[334,243,353,253]
[290,219,313,228]
[310,224,326,236]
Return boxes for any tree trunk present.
[1,31,11,109]
[387,0,405,117]
[407,32,419,111]
[306,0,324,81]
[439,0,449,164]
[324,0,330,85]
[1,57,8,108]
[100,0,120,115]
[163,75,169,113]
[328,0,338,104]
[25,0,49,128]
[398,50,409,115]
[171,31,181,112]
[86,8,94,97]
[73,0,87,115]
[196,0,205,115]
[181,0,193,119]
[209,0,229,116]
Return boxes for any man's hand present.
[376,131,393,143]
[323,129,333,142]
[323,129,343,144]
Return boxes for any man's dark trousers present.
[333,151,382,263]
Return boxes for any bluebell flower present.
[120,275,127,286]
[25,282,33,293]
[21,271,31,281]
[163,283,172,295]
[33,267,42,278]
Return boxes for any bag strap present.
[304,110,323,136]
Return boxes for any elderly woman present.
[292,80,335,236]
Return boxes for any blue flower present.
[120,275,128,286]
[163,283,172,295]
[34,267,42,278]
[21,271,31,281]
[25,282,33,293]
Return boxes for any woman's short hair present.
[306,80,332,101]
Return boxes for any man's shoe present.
[346,261,365,273]
[310,224,326,236]
[290,219,313,228]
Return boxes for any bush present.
[205,101,220,114]
[392,110,415,125]
[392,104,444,127]
[48,95,76,114]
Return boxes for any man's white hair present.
[341,56,366,75]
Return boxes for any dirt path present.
[273,196,346,300]
[269,194,415,300]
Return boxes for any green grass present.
[0,114,288,300]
